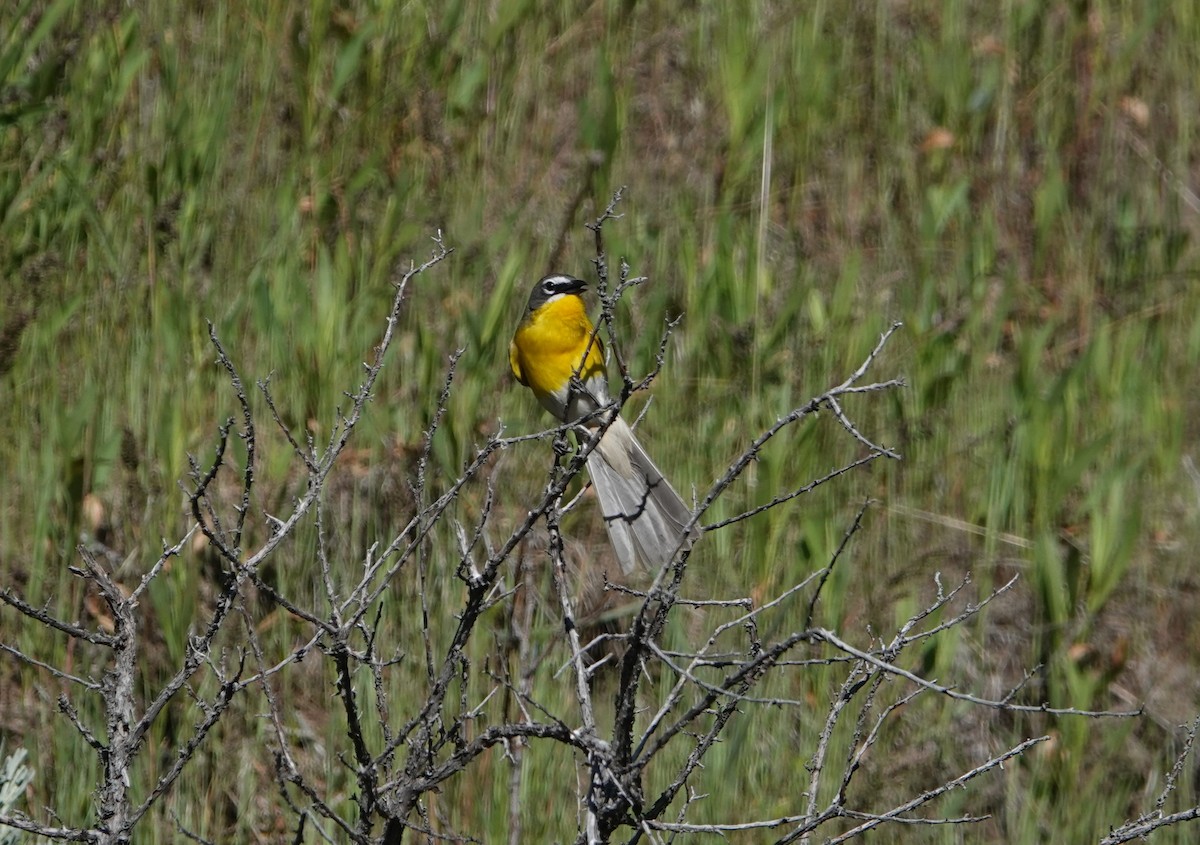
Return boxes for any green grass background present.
[2,0,1200,841]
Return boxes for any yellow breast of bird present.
[510,295,606,416]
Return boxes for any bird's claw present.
[552,433,572,458]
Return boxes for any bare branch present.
[810,736,1049,844]
[813,628,1140,717]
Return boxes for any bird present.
[509,273,698,573]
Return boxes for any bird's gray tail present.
[586,415,699,574]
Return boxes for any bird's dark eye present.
[539,275,584,297]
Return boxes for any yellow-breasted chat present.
[509,273,698,573]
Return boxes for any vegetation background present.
[2,0,1199,841]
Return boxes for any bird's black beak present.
[542,274,588,296]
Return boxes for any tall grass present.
[2,0,1199,840]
